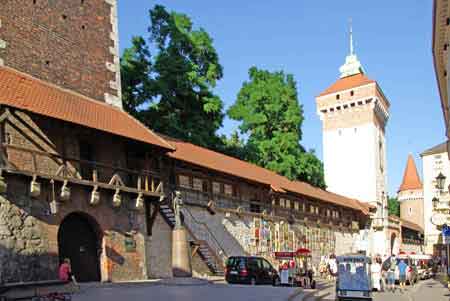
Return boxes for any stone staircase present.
[159,203,226,276]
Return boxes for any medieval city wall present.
[145,212,172,279]
[0,175,149,283]
[186,205,359,268]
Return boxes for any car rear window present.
[227,257,246,268]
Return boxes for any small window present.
[224,184,233,196]
[250,203,261,213]
[350,90,354,96]
[212,182,221,194]
[315,207,319,215]
[409,207,412,216]
[336,94,340,100]
[193,178,203,191]
[302,203,306,212]
[350,103,355,107]
[294,202,299,211]
[435,155,442,159]
[285,199,291,208]
[280,199,285,208]
[310,205,315,214]
[179,175,191,188]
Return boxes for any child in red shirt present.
[59,258,72,282]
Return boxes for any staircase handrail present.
[180,206,228,263]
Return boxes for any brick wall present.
[0,0,121,107]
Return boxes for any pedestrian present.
[398,259,408,293]
[58,258,79,290]
[328,254,338,281]
[387,255,397,292]
[371,257,382,291]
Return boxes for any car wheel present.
[250,277,257,285]
[273,277,280,286]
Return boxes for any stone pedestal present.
[172,226,192,277]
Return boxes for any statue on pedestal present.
[174,191,183,228]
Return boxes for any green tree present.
[388,197,400,217]
[120,5,224,148]
[228,67,326,188]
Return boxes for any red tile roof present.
[318,73,375,97]
[0,66,174,151]
[398,154,422,192]
[167,137,373,214]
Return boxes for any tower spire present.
[349,18,354,55]
[339,18,364,78]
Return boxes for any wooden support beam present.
[4,168,163,198]
[191,245,200,258]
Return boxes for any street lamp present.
[436,172,446,191]
[433,197,439,209]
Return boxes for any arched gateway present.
[58,212,102,282]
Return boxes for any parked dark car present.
[225,256,280,286]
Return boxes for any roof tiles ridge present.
[165,135,370,214]
[0,66,175,151]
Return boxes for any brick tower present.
[0,0,122,108]
[398,154,424,229]
[316,25,390,255]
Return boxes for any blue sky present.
[117,0,443,197]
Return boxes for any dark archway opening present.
[58,212,102,282]
[390,233,396,255]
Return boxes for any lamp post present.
[433,197,439,209]
[436,172,446,191]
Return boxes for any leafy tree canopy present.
[388,197,400,217]
[228,67,326,188]
[120,5,224,148]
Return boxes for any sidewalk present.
[80,277,214,289]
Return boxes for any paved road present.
[317,278,449,301]
[73,283,301,301]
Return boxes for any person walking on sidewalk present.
[398,259,408,293]
[387,255,397,292]
[371,257,382,291]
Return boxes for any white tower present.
[316,24,390,255]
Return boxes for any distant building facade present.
[432,0,450,159]
[421,142,450,255]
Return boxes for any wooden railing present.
[3,143,163,196]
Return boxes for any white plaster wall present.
[422,150,450,254]
[323,123,379,203]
